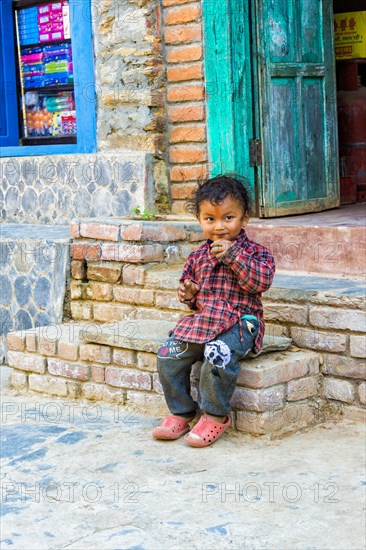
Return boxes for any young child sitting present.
[152,174,275,447]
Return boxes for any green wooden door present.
[252,0,340,216]
[202,0,255,190]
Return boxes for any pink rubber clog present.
[152,415,194,440]
[184,415,231,447]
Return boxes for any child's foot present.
[184,414,231,447]
[152,414,195,440]
[204,413,226,423]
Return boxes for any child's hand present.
[177,279,200,303]
[210,239,233,259]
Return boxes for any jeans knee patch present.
[204,339,231,369]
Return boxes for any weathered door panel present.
[253,0,340,217]
[202,0,255,189]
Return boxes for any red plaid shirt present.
[171,228,275,354]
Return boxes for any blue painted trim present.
[0,0,20,146]
[68,0,97,154]
[0,0,97,157]
[1,144,79,157]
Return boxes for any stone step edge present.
[70,217,366,243]
[71,219,203,243]
[6,323,342,437]
[6,320,293,363]
[6,347,338,438]
[5,321,321,396]
[79,319,292,356]
[6,346,324,417]
[142,265,366,300]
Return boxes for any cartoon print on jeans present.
[157,339,189,359]
[245,319,255,334]
[204,339,231,369]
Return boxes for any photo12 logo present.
[1,480,140,505]
[202,481,340,504]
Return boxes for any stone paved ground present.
[1,152,153,224]
[1,366,365,550]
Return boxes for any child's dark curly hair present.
[185,173,253,217]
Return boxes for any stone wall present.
[1,152,154,223]
[1,0,171,223]
[93,0,170,209]
[89,0,212,214]
[0,226,70,364]
[68,219,202,323]
[67,218,366,412]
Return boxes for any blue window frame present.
[0,0,96,157]
[0,0,19,147]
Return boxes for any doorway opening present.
[333,0,366,204]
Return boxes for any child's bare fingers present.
[211,240,232,258]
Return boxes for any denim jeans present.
[156,315,259,417]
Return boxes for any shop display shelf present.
[20,135,76,146]
[22,84,74,93]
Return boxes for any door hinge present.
[249,139,262,167]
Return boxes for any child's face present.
[196,196,249,242]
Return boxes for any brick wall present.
[95,0,165,155]
[5,218,365,433]
[7,324,333,435]
[67,219,366,412]
[93,0,170,209]
[263,294,366,411]
[69,218,203,323]
[162,0,208,214]
[93,0,210,214]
